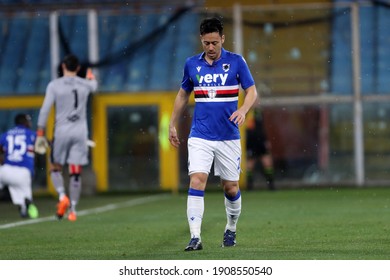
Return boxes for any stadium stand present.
[16,17,49,94]
[0,16,31,95]
[0,1,198,95]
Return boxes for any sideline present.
[0,194,170,230]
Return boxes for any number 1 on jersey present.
[72,89,78,109]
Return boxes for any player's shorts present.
[246,118,270,158]
[188,137,241,181]
[246,133,269,158]
[51,128,89,166]
[0,164,32,205]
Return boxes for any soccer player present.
[35,54,97,222]
[168,17,258,251]
[0,113,39,219]
[246,107,275,191]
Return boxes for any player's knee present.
[189,173,207,190]
[69,165,82,181]
[223,181,240,197]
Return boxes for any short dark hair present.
[200,17,224,36]
[14,113,31,127]
[62,54,79,72]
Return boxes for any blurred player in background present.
[0,113,39,219]
[246,107,275,191]
[35,54,97,222]
[169,17,258,251]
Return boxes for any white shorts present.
[0,164,32,205]
[188,137,241,181]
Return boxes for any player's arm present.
[86,68,95,80]
[86,68,98,92]
[229,85,258,126]
[37,83,55,129]
[35,85,55,154]
[169,87,190,148]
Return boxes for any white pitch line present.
[0,194,169,230]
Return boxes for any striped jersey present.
[0,125,36,175]
[181,48,255,141]
[37,76,98,135]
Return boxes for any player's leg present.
[2,165,38,218]
[246,134,257,191]
[50,137,68,198]
[216,140,242,247]
[20,169,39,219]
[66,136,89,221]
[50,162,70,219]
[7,184,27,217]
[19,168,39,219]
[185,172,207,251]
[184,138,214,251]
[0,166,25,215]
[50,163,66,198]
[258,137,276,191]
[246,157,256,190]
[50,137,71,218]
[67,164,82,221]
[221,180,241,247]
[261,153,275,191]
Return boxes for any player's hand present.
[34,136,49,155]
[229,109,246,126]
[86,68,95,80]
[169,126,180,148]
[86,139,96,148]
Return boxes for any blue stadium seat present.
[377,8,390,94]
[0,5,200,94]
[99,12,137,91]
[0,17,30,94]
[59,14,88,61]
[170,14,199,88]
[37,55,50,93]
[148,14,174,90]
[124,13,157,91]
[0,18,5,52]
[16,17,49,94]
[70,15,88,61]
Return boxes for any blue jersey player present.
[169,17,258,251]
[0,114,39,218]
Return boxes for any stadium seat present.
[0,17,30,94]
[16,17,49,94]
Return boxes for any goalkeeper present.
[35,54,98,221]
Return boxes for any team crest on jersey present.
[222,64,230,72]
[208,88,217,99]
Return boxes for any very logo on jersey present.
[196,73,228,86]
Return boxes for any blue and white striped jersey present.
[181,48,255,141]
[0,125,36,175]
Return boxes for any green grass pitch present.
[0,187,389,260]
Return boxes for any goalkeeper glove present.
[34,129,49,155]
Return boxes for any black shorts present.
[247,131,269,158]
[246,119,269,158]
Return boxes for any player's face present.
[200,32,225,62]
